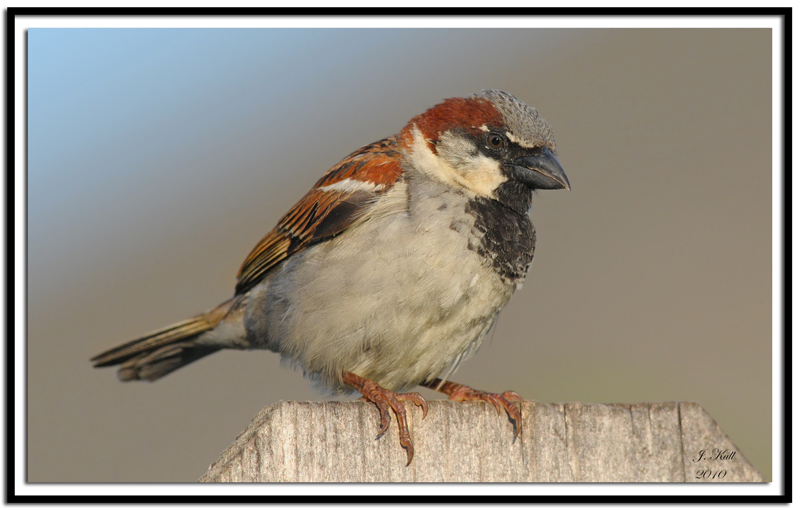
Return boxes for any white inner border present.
[11,11,785,499]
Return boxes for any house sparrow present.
[92,90,570,465]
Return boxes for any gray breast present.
[245,180,521,393]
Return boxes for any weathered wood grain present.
[198,401,763,483]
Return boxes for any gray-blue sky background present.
[27,28,772,482]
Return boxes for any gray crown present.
[475,89,556,152]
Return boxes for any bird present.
[91,90,570,465]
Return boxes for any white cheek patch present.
[407,126,507,198]
[318,178,386,193]
[459,152,507,198]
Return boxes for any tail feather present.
[90,317,214,367]
[91,298,237,381]
[116,342,223,382]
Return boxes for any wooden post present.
[199,401,763,483]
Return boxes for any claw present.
[422,378,523,439]
[344,372,428,465]
[402,392,429,419]
[482,393,504,415]
[502,390,523,402]
[376,401,392,439]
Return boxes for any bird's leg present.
[342,372,428,465]
[421,378,523,438]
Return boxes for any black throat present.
[464,181,536,283]
[494,180,533,216]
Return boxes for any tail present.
[91,298,239,382]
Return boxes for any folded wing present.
[235,137,405,295]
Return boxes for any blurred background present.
[27,28,772,482]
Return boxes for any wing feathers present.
[309,190,377,242]
[235,137,404,294]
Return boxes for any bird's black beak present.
[510,148,570,191]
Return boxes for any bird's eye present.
[487,133,506,150]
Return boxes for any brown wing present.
[234,137,404,295]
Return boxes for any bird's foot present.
[423,378,523,438]
[342,372,428,465]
